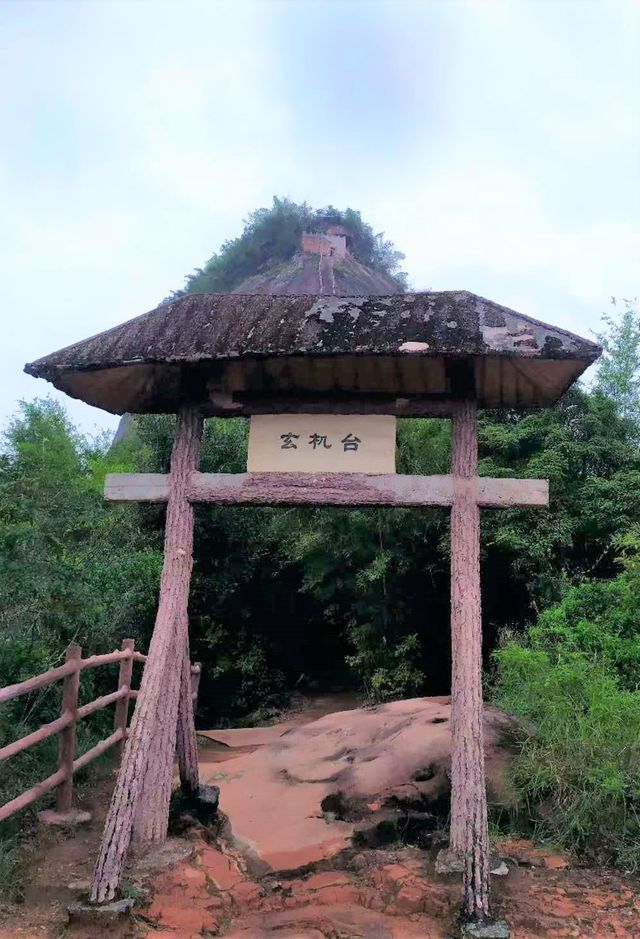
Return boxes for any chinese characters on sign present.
[341,433,361,451]
[247,415,396,474]
[280,433,300,450]
[280,432,362,452]
[307,433,332,450]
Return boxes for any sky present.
[1,0,639,435]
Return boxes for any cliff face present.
[231,250,404,296]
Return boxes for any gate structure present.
[26,291,600,932]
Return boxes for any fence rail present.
[0,639,201,824]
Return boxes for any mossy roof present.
[25,291,600,414]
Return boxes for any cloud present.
[376,159,639,321]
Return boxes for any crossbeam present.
[105,471,548,509]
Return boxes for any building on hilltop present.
[301,230,347,259]
[232,230,401,296]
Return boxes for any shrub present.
[530,577,640,690]
[0,400,158,898]
[493,642,640,869]
[347,630,425,702]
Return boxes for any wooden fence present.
[0,639,201,823]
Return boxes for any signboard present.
[247,414,397,474]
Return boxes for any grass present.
[492,642,640,871]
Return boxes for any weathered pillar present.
[450,399,490,920]
[132,617,200,843]
[175,629,200,794]
[91,406,203,903]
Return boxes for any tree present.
[595,298,640,426]
[0,399,160,651]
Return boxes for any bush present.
[346,630,425,702]
[530,578,640,690]
[492,544,640,870]
[493,642,640,869]
[206,626,287,724]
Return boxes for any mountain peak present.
[231,232,404,296]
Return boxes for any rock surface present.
[202,696,514,872]
[460,919,510,938]
[494,838,569,870]
[67,897,133,926]
[138,835,640,939]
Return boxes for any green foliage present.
[0,836,20,901]
[488,342,640,870]
[173,196,407,296]
[479,388,640,611]
[0,399,161,650]
[347,632,424,703]
[0,400,161,896]
[196,620,287,725]
[493,642,640,869]
[530,580,640,692]
[225,643,286,723]
[595,297,640,425]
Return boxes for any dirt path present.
[1,694,638,939]
[0,767,114,938]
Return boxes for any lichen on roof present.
[24,291,601,415]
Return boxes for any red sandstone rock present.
[197,844,245,890]
[403,858,426,872]
[230,880,264,905]
[174,863,209,898]
[202,697,513,874]
[544,854,570,871]
[146,891,219,934]
[381,863,410,884]
[548,896,580,917]
[396,883,426,913]
[318,885,360,905]
[220,902,442,938]
[303,871,354,891]
[495,837,569,870]
[198,723,295,749]
[124,702,639,939]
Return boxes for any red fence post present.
[39,643,90,827]
[114,639,135,757]
[57,643,81,813]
